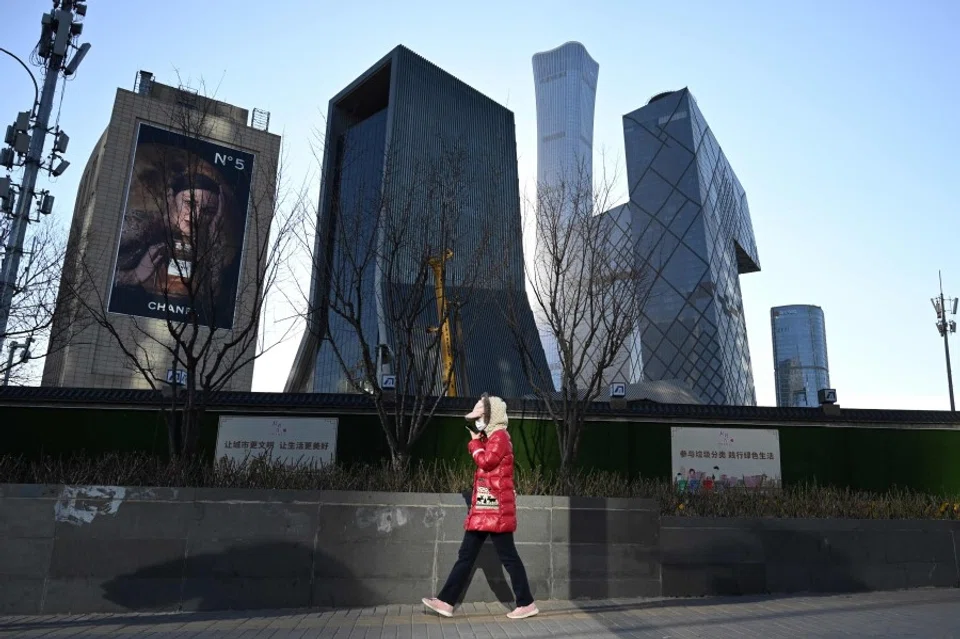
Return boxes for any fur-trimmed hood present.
[465,394,509,434]
[485,396,509,434]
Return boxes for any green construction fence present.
[1,403,959,494]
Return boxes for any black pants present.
[438,530,534,607]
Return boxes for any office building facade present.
[596,202,644,388]
[42,72,280,389]
[532,41,599,197]
[622,88,760,405]
[531,41,599,390]
[286,45,549,397]
[771,305,830,407]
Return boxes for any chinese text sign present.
[671,426,781,490]
[216,416,338,467]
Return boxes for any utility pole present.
[932,270,957,412]
[0,1,91,360]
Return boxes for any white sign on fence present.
[671,426,781,490]
[215,416,338,467]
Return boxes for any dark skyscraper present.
[771,305,830,407]
[286,45,548,397]
[622,88,760,406]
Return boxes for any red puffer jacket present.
[465,429,517,533]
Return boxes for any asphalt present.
[2,588,960,638]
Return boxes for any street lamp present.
[2,336,33,386]
[0,47,40,109]
[931,270,957,412]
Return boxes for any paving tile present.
[3,590,960,637]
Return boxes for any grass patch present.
[1,452,959,520]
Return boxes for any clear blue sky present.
[2,0,958,408]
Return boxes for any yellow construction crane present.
[427,249,456,397]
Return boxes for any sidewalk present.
[2,588,960,638]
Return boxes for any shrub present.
[1,452,959,521]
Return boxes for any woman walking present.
[422,393,539,620]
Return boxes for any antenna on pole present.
[932,270,957,411]
[0,1,91,360]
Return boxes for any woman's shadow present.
[456,490,515,606]
[99,540,376,613]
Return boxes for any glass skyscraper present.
[771,305,830,407]
[532,41,599,390]
[286,45,549,397]
[622,88,760,406]
[532,42,599,194]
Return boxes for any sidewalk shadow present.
[530,589,960,637]
[567,521,870,636]
[569,495,610,601]
[96,541,376,614]
[562,504,871,635]
[658,523,868,598]
[0,540,375,631]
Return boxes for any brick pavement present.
[2,589,960,638]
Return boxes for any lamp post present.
[0,48,40,108]
[932,270,957,412]
[1,336,33,386]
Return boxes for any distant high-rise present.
[622,88,760,405]
[532,41,599,390]
[771,305,830,407]
[532,42,598,196]
[286,45,548,397]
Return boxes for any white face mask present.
[475,419,487,431]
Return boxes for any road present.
[2,588,960,637]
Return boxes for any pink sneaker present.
[422,597,454,618]
[506,603,539,619]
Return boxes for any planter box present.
[3,483,957,615]
[661,516,960,597]
[0,484,659,614]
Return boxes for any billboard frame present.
[104,120,258,331]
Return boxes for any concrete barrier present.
[661,516,960,596]
[0,484,659,614]
[3,484,957,615]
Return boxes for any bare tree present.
[294,130,502,472]
[59,80,300,458]
[506,157,651,483]
[0,214,69,385]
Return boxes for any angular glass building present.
[622,88,760,406]
[771,305,830,407]
[532,41,599,390]
[286,45,549,397]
